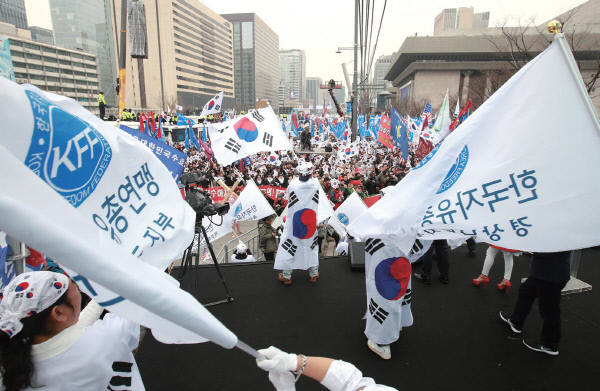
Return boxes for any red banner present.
[364,195,381,207]
[415,139,434,161]
[185,185,287,204]
[377,115,393,149]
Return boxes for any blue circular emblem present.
[436,146,469,194]
[337,213,350,226]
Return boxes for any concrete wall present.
[413,70,461,108]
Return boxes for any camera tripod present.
[177,218,234,307]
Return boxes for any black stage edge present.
[136,246,600,390]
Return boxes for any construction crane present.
[320,79,344,117]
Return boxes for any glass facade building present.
[279,49,306,103]
[222,13,279,113]
[49,0,117,106]
[0,0,28,29]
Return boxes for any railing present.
[215,227,265,264]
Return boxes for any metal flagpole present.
[235,340,266,360]
[351,0,359,142]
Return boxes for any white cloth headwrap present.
[0,271,69,338]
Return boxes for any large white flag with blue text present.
[0,79,237,347]
[348,36,600,254]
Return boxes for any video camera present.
[185,181,230,226]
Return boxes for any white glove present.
[256,346,298,372]
[267,370,296,391]
[257,346,299,391]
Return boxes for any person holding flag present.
[0,271,146,390]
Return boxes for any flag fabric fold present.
[0,79,236,346]
[348,36,600,254]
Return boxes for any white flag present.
[454,97,460,119]
[176,104,183,111]
[200,91,224,118]
[348,35,600,255]
[199,180,276,247]
[329,192,368,237]
[432,88,451,143]
[208,107,292,166]
[337,140,360,160]
[0,79,236,346]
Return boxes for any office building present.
[49,0,118,107]
[305,77,321,111]
[434,7,490,36]
[0,0,27,29]
[1,22,99,113]
[222,13,279,113]
[279,48,306,102]
[111,0,234,113]
[29,26,54,45]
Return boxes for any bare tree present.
[484,8,600,93]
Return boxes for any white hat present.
[235,242,248,253]
[0,272,70,338]
[297,161,314,176]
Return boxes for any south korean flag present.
[208,107,292,166]
[364,237,431,345]
[200,91,224,118]
[274,178,321,271]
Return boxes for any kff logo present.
[24,90,112,207]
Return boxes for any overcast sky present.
[25,0,587,91]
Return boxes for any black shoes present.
[523,339,559,356]
[438,272,449,284]
[500,311,521,333]
[413,273,431,284]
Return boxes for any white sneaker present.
[367,339,391,360]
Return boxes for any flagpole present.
[235,340,266,360]
[553,33,600,133]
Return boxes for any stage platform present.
[135,244,599,390]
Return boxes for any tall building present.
[221,13,279,113]
[305,77,321,110]
[111,0,235,113]
[279,49,305,103]
[49,0,117,106]
[1,22,99,113]
[434,7,490,36]
[0,0,28,29]
[29,26,54,45]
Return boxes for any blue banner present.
[368,115,380,138]
[358,115,366,138]
[119,125,187,182]
[390,108,409,160]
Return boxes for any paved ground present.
[137,244,599,390]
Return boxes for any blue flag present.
[202,123,208,142]
[178,113,200,151]
[390,108,409,160]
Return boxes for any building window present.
[12,61,26,68]
[24,43,40,50]
[59,60,71,66]
[57,50,70,56]
[45,66,59,73]
[63,87,75,92]
[47,76,60,82]
[72,62,84,68]
[10,50,24,57]
[43,57,57,63]
[60,68,73,74]
[61,79,74,84]
[84,55,95,61]
[28,64,44,71]
[25,53,42,60]
[74,70,85,76]
[42,47,56,54]
[29,74,45,80]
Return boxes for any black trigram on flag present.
[310,236,319,250]
[225,138,241,153]
[365,238,385,256]
[107,361,133,390]
[369,298,389,324]
[263,132,273,147]
[401,288,412,306]
[282,239,297,256]
[409,239,424,257]
[252,110,265,122]
[288,192,299,208]
[311,192,319,204]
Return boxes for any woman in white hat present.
[0,271,144,391]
